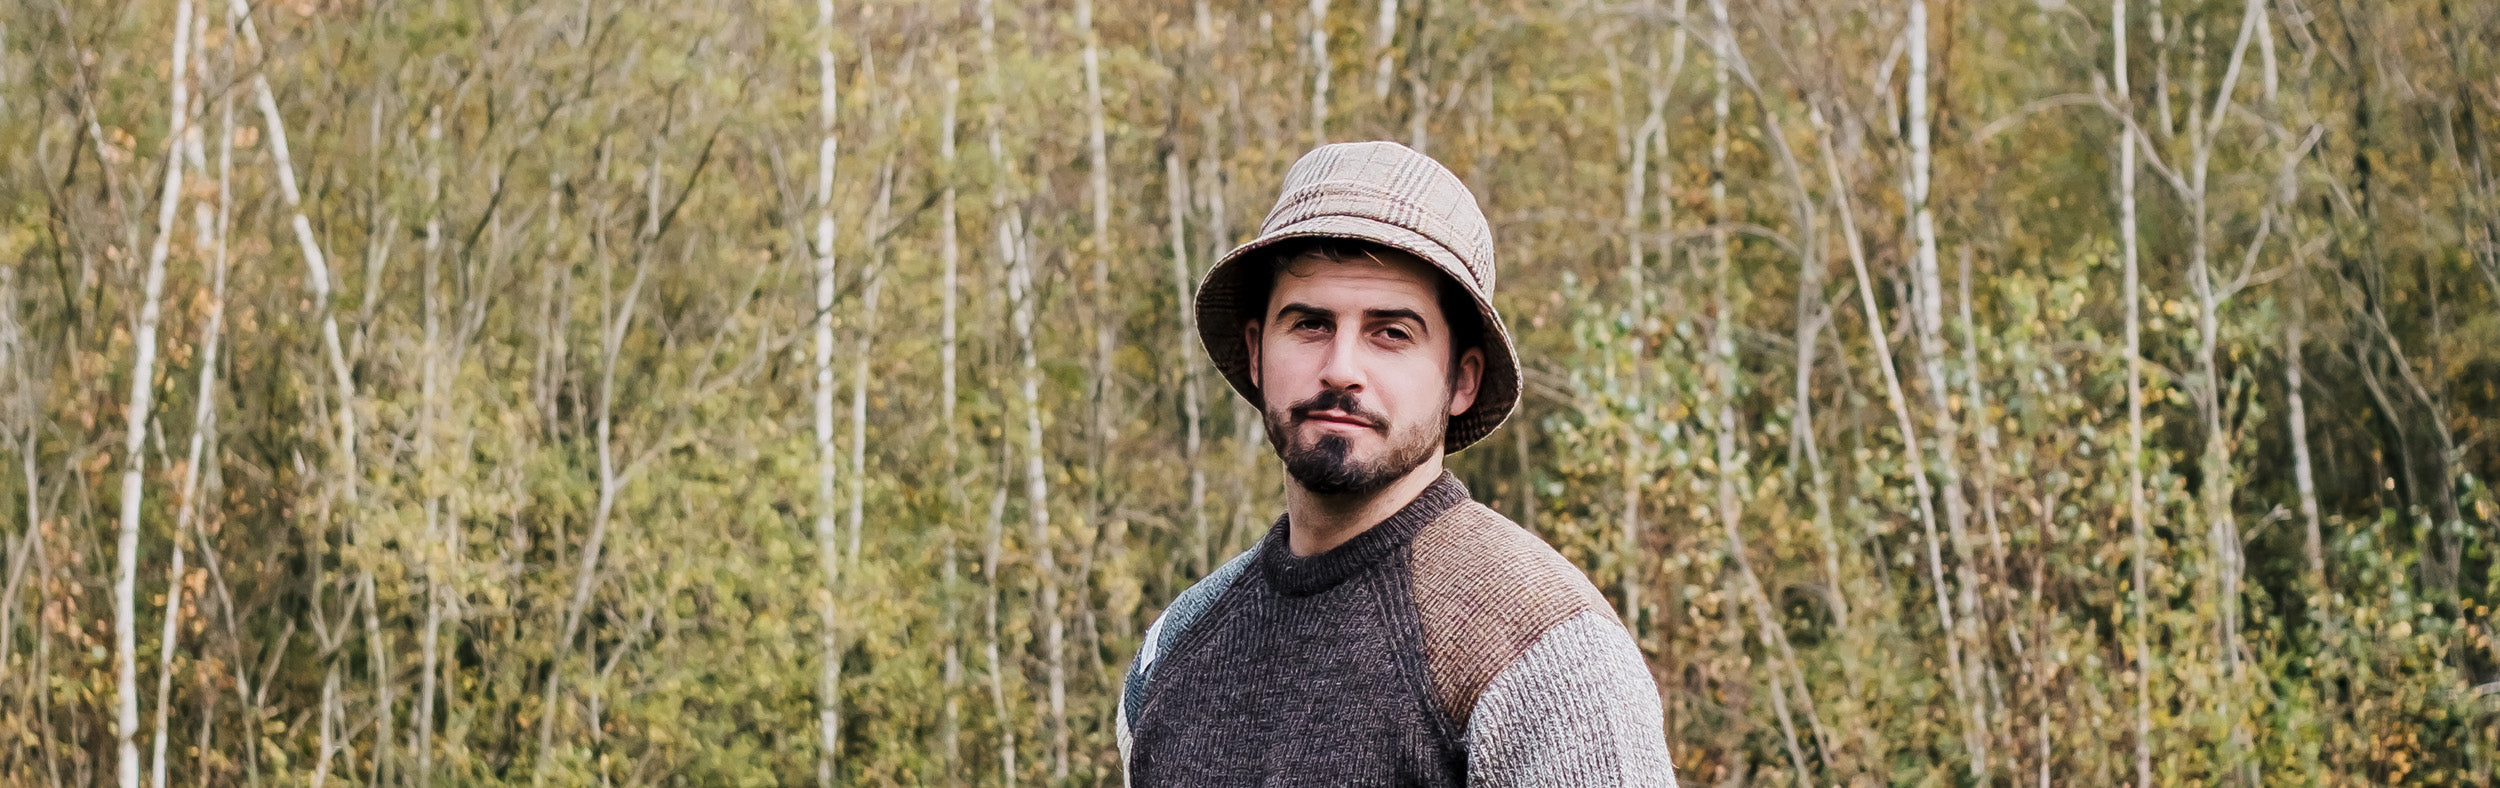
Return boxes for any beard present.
[1265,386,1447,497]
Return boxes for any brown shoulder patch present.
[1407,501,1612,730]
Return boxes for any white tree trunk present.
[1709,38,1809,781]
[230,0,356,491]
[1701,20,1825,777]
[203,83,245,787]
[116,4,195,785]
[229,12,366,778]
[1616,34,1651,633]
[979,1,1020,781]
[1009,211,1062,788]
[1903,1,1992,775]
[982,485,1016,788]
[1816,95,1970,783]
[940,74,962,465]
[2286,308,2324,585]
[147,231,217,787]
[1404,4,1429,151]
[2186,4,2264,778]
[414,101,446,788]
[2112,2,2154,784]
[1308,0,1332,145]
[536,141,656,786]
[1073,2,1109,773]
[0,256,48,773]
[312,661,341,788]
[938,67,965,780]
[1710,1,1841,766]
[1639,0,1693,632]
[1954,248,2009,580]
[1370,0,1398,100]
[1167,150,1208,579]
[848,164,893,564]
[812,3,845,785]
[148,22,222,788]
[2256,80,2327,594]
[0,249,34,697]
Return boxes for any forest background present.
[4,0,2497,785]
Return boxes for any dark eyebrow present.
[1274,302,1334,321]
[1364,308,1428,329]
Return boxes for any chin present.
[1294,425,1374,447]
[1282,434,1411,497]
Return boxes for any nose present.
[1316,331,1364,394]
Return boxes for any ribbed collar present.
[1257,472,1469,598]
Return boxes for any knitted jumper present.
[1117,473,1678,787]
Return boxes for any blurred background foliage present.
[1,0,2495,785]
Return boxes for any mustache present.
[1286,388,1385,431]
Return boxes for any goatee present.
[1268,387,1443,497]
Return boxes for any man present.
[1117,141,1677,787]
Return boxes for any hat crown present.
[1263,142,1497,296]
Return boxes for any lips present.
[1286,389,1385,433]
[1301,411,1378,431]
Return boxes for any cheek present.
[1260,340,1325,379]
[1377,358,1452,415]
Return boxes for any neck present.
[1283,455,1447,557]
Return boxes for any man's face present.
[1245,249,1484,497]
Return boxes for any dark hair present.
[1241,238,1485,364]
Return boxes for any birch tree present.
[2187,15,2265,766]
[114,5,195,785]
[2108,1,2155,783]
[145,21,223,788]
[1403,0,1430,150]
[812,2,845,783]
[979,2,1023,781]
[412,101,447,788]
[1009,198,1059,788]
[1718,0,1844,630]
[1073,1,1110,773]
[1614,31,1653,632]
[223,6,368,778]
[1815,90,1968,787]
[2284,245,2325,588]
[228,0,357,498]
[937,64,966,781]
[1308,0,1332,145]
[1195,0,1251,572]
[1699,7,1833,776]
[1167,147,1208,583]
[1901,0,1991,774]
[0,219,43,788]
[1370,0,1398,101]
[536,144,653,788]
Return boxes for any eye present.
[1378,325,1414,343]
[1291,317,1329,333]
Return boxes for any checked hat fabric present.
[1194,141,1520,454]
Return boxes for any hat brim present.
[1194,214,1521,454]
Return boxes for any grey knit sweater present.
[1117,473,1677,787]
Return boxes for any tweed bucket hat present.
[1195,140,1520,454]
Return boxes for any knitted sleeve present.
[1462,609,1678,787]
